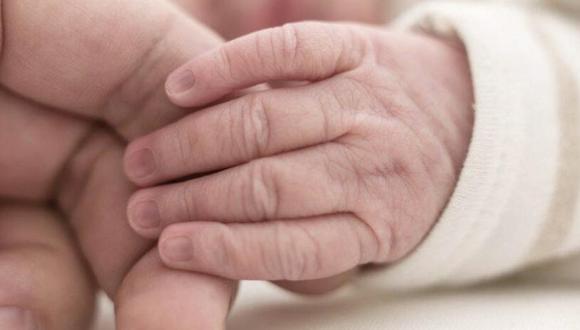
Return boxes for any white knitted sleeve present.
[357,1,580,291]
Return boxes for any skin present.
[0,0,470,328]
[125,22,475,283]
[0,203,95,330]
[173,0,386,39]
[0,0,236,329]
[0,1,385,328]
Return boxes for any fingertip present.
[124,140,158,186]
[158,224,196,268]
[126,192,163,239]
[159,235,193,265]
[166,68,196,95]
[165,68,198,108]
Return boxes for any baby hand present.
[125,22,474,282]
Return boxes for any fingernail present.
[0,307,40,330]
[166,69,195,94]
[162,237,193,262]
[126,148,156,180]
[131,201,161,230]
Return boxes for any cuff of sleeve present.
[356,2,561,291]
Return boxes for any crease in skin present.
[53,121,128,211]
[101,10,179,137]
[0,1,234,327]
[0,88,92,202]
[55,127,151,295]
[48,208,99,296]
[48,122,100,209]
[102,3,224,140]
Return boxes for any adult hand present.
[0,0,235,329]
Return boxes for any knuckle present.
[257,21,366,77]
[180,183,197,221]
[276,23,301,70]
[320,148,360,203]
[274,225,312,280]
[330,77,374,113]
[241,95,272,157]
[313,92,340,141]
[355,217,394,264]
[339,26,372,69]
[259,22,308,74]
[244,160,280,221]
[373,220,395,263]
[221,105,241,158]
[209,225,238,272]
[173,125,197,170]
[253,27,280,73]
[281,249,308,281]
[338,135,411,204]
[253,23,302,74]
[216,46,236,81]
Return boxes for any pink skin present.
[0,0,467,328]
[174,0,386,39]
[0,2,386,329]
[0,204,95,330]
[125,23,474,284]
[0,0,237,329]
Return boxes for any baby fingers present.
[125,84,351,186]
[158,214,386,281]
[165,22,369,107]
[127,143,361,238]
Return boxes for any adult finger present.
[0,204,95,330]
[128,144,357,238]
[125,83,352,186]
[166,22,369,107]
[157,213,388,281]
